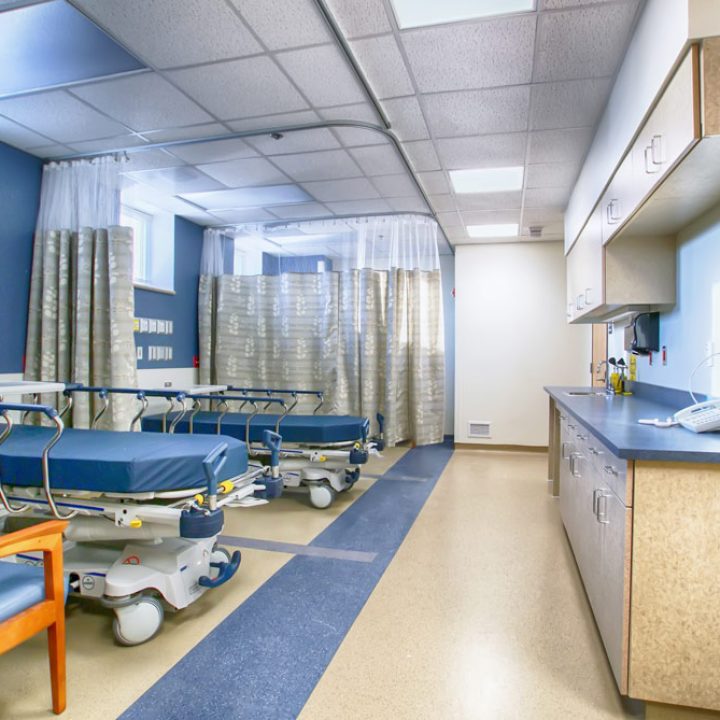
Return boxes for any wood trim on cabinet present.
[702,37,720,136]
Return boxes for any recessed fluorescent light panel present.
[390,0,536,29]
[450,167,524,194]
[467,224,519,238]
[0,0,146,98]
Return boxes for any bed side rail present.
[227,387,325,414]
[0,402,77,520]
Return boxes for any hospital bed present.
[139,386,384,509]
[0,396,282,645]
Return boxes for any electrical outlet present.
[706,341,714,367]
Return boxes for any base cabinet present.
[559,415,631,692]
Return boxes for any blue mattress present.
[0,426,248,493]
[142,411,369,444]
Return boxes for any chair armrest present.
[0,521,68,603]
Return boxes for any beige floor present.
[300,450,639,720]
[0,447,406,720]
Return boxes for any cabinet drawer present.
[601,152,636,245]
[586,437,630,506]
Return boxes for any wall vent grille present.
[468,421,491,438]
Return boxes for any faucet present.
[596,360,615,395]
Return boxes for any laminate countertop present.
[545,385,720,463]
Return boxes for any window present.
[120,204,174,293]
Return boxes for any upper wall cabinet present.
[600,48,701,247]
[566,38,720,323]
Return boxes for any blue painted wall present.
[0,142,42,374]
[134,216,203,369]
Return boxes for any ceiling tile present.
[71,0,261,69]
[527,127,593,164]
[276,45,366,107]
[125,166,225,194]
[349,145,406,175]
[417,171,449,195]
[423,86,531,137]
[0,115,52,149]
[141,123,229,143]
[523,186,571,209]
[319,102,379,123]
[168,57,308,120]
[443,225,470,240]
[381,96,429,140]
[232,0,331,50]
[197,157,290,187]
[429,195,457,212]
[167,137,258,164]
[400,15,536,93]
[319,105,387,146]
[534,3,639,83]
[525,162,579,189]
[541,0,634,9]
[244,128,340,155]
[268,202,332,219]
[24,144,74,158]
[349,35,414,99]
[227,110,320,133]
[402,140,441,171]
[301,177,380,202]
[271,149,363,182]
[0,90,127,143]
[530,78,612,130]
[521,207,565,226]
[455,191,522,211]
[211,208,278,224]
[371,173,419,197]
[461,209,522,225]
[436,133,527,170]
[182,185,312,210]
[326,199,392,214]
[436,211,463,227]
[387,196,428,212]
[66,134,149,153]
[323,0,393,38]
[122,149,186,171]
[333,126,388,147]
[70,73,213,133]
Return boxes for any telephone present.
[673,400,720,433]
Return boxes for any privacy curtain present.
[24,156,137,430]
[199,215,445,446]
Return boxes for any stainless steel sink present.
[564,390,609,397]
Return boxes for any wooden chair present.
[0,520,69,714]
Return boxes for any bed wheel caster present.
[309,483,336,509]
[112,595,164,646]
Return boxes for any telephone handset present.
[673,400,720,433]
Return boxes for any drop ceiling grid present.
[343,0,644,242]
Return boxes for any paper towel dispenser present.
[624,312,659,355]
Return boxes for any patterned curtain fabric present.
[199,222,445,446]
[24,157,137,430]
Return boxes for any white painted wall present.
[455,242,591,447]
[440,254,455,437]
[608,202,720,398]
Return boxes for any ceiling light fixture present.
[390,0,536,29]
[467,223,519,238]
[450,166,524,194]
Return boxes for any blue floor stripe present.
[119,440,453,720]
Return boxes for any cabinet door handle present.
[561,441,571,460]
[592,488,603,515]
[588,446,599,455]
[576,433,587,441]
[571,452,582,478]
[576,294,585,311]
[597,492,610,524]
[606,199,621,224]
[567,423,576,430]
[604,464,619,477]
[644,134,664,174]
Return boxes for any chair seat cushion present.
[0,560,69,623]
